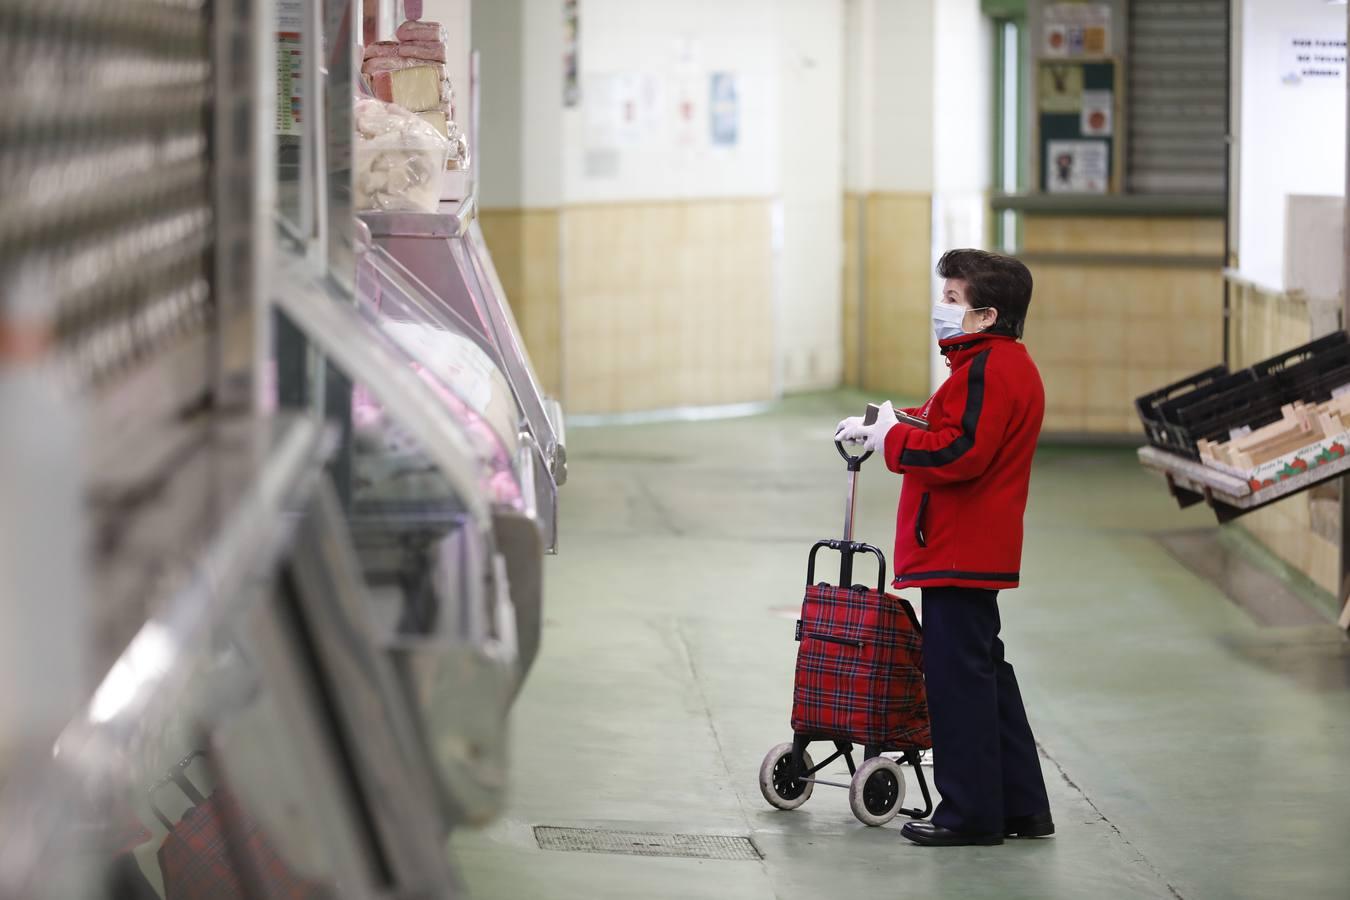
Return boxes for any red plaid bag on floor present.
[790,583,931,749]
[157,783,330,900]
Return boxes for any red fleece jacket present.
[882,333,1044,591]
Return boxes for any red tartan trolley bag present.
[758,437,934,827]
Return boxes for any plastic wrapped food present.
[404,0,423,20]
[354,98,450,212]
[398,40,447,62]
[362,56,426,75]
[363,40,400,59]
[396,19,446,42]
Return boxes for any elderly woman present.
[837,249,1053,847]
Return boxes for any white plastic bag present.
[353,97,450,213]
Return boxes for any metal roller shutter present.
[1127,0,1228,194]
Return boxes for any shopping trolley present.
[758,437,934,826]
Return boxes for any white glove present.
[834,415,864,442]
[836,401,899,453]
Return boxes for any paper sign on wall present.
[1043,3,1110,58]
[1279,33,1347,86]
[709,72,739,147]
[1039,63,1083,113]
[1080,90,1113,136]
[1046,140,1109,194]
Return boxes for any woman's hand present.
[836,402,899,453]
[835,415,864,442]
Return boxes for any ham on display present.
[397,41,446,63]
[395,20,446,43]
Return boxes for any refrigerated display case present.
[0,416,460,899]
[361,195,568,501]
[273,234,527,824]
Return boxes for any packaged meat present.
[397,40,447,63]
[362,40,400,59]
[370,65,442,111]
[362,55,432,76]
[404,0,423,20]
[396,19,446,43]
[353,98,450,213]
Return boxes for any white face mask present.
[932,303,968,342]
[932,303,996,342]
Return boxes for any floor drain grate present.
[533,826,762,861]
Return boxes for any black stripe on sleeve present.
[899,349,991,468]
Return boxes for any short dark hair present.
[936,249,1033,338]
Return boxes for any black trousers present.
[920,586,1050,835]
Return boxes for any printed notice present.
[1046,140,1109,194]
[1039,63,1084,113]
[1080,90,1113,136]
[1043,3,1111,58]
[1280,33,1347,85]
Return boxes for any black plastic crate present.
[1134,365,1230,450]
[1266,343,1350,402]
[1249,332,1349,379]
[1157,369,1258,425]
[1171,378,1286,459]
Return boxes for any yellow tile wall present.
[478,208,563,397]
[559,199,776,415]
[862,192,933,398]
[1020,214,1226,434]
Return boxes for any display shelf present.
[1138,444,1350,523]
[359,190,477,239]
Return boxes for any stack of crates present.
[1136,334,1350,460]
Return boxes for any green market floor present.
[451,391,1350,900]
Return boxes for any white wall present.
[931,0,992,390]
[1236,0,1346,289]
[775,0,845,390]
[472,0,524,207]
[845,0,992,395]
[471,0,562,208]
[845,0,936,194]
[472,0,848,394]
[560,0,781,204]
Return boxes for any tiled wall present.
[843,191,933,399]
[482,199,777,416]
[560,200,776,414]
[1020,215,1226,434]
[1225,283,1339,596]
[479,208,563,397]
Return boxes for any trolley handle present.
[835,440,872,472]
[807,540,887,593]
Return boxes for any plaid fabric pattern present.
[158,788,331,900]
[790,583,931,749]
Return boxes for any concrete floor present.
[452,391,1350,899]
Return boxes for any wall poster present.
[563,0,580,107]
[1045,140,1109,194]
[1043,3,1111,59]
[1036,59,1118,193]
[708,72,739,147]
[1279,33,1347,86]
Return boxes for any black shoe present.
[1004,812,1055,838]
[901,822,1003,847]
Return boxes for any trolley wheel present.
[848,756,906,826]
[759,742,815,810]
